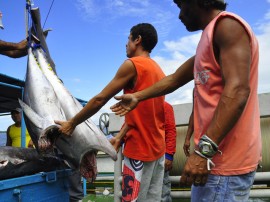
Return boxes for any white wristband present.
[194,149,215,171]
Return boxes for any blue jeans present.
[191,171,256,202]
[161,170,172,202]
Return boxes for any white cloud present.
[75,0,175,37]
[163,33,200,55]
[75,0,154,20]
[151,33,201,105]
[257,26,270,93]
[166,82,194,105]
[255,8,270,93]
[75,0,100,19]
[153,32,200,75]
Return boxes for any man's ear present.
[135,35,142,44]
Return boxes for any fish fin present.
[18,99,44,129]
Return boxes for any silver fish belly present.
[20,48,117,181]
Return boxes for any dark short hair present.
[130,23,158,53]
[173,0,227,11]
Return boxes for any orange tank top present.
[193,12,261,175]
[124,56,166,161]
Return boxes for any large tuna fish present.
[21,48,117,181]
[21,48,66,152]
[0,146,67,180]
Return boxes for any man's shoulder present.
[6,125,13,134]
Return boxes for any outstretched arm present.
[55,60,136,136]
[111,56,195,116]
[0,39,27,58]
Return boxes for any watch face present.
[201,143,211,154]
[199,141,215,157]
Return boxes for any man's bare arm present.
[0,49,28,58]
[56,60,136,135]
[206,17,251,145]
[135,56,194,101]
[0,39,27,58]
[111,56,195,116]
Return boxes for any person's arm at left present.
[55,60,136,136]
[164,102,177,171]
[0,39,27,58]
[180,17,252,186]
[6,126,12,146]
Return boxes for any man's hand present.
[17,39,28,50]
[109,137,121,153]
[183,136,191,157]
[165,159,173,171]
[110,94,139,116]
[54,120,76,136]
[28,139,34,148]
[180,152,209,186]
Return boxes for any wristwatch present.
[198,140,216,157]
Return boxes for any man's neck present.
[133,49,150,58]
[14,122,21,127]
[201,10,223,30]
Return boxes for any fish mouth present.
[38,125,61,154]
[37,124,100,182]
[80,151,98,182]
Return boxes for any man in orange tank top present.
[56,23,166,201]
[111,0,261,201]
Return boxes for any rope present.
[25,0,34,47]
[43,0,55,29]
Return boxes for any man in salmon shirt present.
[56,23,166,201]
[111,0,262,201]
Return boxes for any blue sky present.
[0,0,270,130]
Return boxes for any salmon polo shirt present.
[193,11,261,175]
